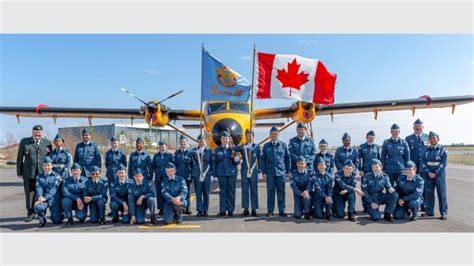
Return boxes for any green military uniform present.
[16,126,52,219]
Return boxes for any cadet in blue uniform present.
[420,131,448,220]
[105,136,127,186]
[214,131,240,217]
[83,166,108,224]
[34,157,63,226]
[361,159,397,221]
[290,156,312,219]
[189,134,213,217]
[333,160,364,221]
[152,139,174,215]
[312,157,334,220]
[174,135,193,214]
[288,123,316,171]
[73,128,101,178]
[334,133,359,172]
[161,163,188,224]
[261,127,291,217]
[358,130,381,212]
[314,139,335,176]
[235,129,261,217]
[128,137,153,182]
[50,134,72,180]
[110,164,134,223]
[394,161,424,221]
[62,163,87,226]
[128,169,157,225]
[381,124,411,186]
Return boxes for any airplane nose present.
[212,118,243,146]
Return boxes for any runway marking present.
[190,193,195,202]
[139,224,201,229]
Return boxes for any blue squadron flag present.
[201,48,251,102]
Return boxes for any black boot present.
[279,212,288,217]
[99,218,106,225]
[228,212,234,217]
[158,209,164,215]
[203,211,208,217]
[66,218,74,226]
[348,215,357,222]
[241,208,250,216]
[112,217,119,223]
[25,212,35,222]
[251,209,258,217]
[383,213,393,222]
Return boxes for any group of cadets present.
[17,117,449,227]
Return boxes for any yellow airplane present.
[0,88,472,149]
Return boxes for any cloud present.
[240,55,252,61]
[296,39,319,46]
[145,69,160,75]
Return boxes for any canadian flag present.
[256,52,337,104]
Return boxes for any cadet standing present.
[261,127,291,217]
[74,128,101,179]
[110,164,134,223]
[152,139,174,215]
[189,134,213,217]
[50,134,72,180]
[381,124,411,186]
[361,159,397,221]
[83,166,108,224]
[128,137,153,182]
[34,157,63,226]
[333,160,364,221]
[214,131,240,217]
[161,162,188,224]
[420,131,448,220]
[288,123,316,171]
[314,139,335,176]
[334,133,359,172]
[394,161,424,221]
[104,136,127,186]
[174,135,193,214]
[358,130,381,212]
[289,156,312,219]
[235,129,261,217]
[62,163,87,226]
[128,169,157,225]
[312,157,334,220]
[17,125,52,222]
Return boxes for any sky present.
[0,34,473,147]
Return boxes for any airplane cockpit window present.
[207,103,227,114]
[229,102,249,113]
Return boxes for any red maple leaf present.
[276,58,309,96]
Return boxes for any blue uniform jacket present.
[361,172,393,204]
[405,133,429,168]
[36,171,62,206]
[174,148,192,180]
[333,170,357,195]
[334,146,359,171]
[381,138,411,173]
[314,152,335,175]
[83,178,108,202]
[62,176,87,201]
[312,171,333,198]
[235,143,261,177]
[152,151,174,180]
[161,176,188,204]
[50,148,72,179]
[358,143,381,173]
[74,141,101,173]
[290,169,313,195]
[105,149,127,179]
[420,145,448,178]
[213,146,239,177]
[128,150,153,181]
[396,174,424,202]
[110,178,135,205]
[127,181,155,215]
[189,147,214,178]
[288,136,316,170]
[261,140,291,177]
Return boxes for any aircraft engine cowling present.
[291,101,316,123]
[143,101,169,127]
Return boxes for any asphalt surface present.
[0,165,473,232]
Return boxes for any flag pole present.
[249,43,257,137]
[200,44,205,138]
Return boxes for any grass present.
[448,154,474,166]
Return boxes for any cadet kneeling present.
[128,169,156,225]
[34,157,63,227]
[161,162,188,224]
[394,161,424,221]
[333,159,364,222]
[110,164,134,223]
[289,156,312,219]
[312,157,334,220]
[83,166,108,224]
[361,159,397,221]
[62,163,87,226]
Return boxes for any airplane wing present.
[0,106,201,121]
[254,95,474,120]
